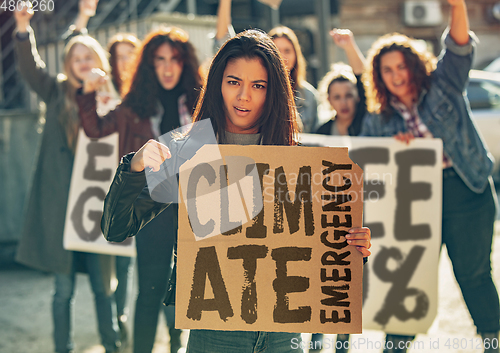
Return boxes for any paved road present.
[1,222,499,353]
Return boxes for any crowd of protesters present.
[11,0,498,352]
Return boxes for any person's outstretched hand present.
[347,227,372,257]
[14,1,34,33]
[330,28,355,50]
[83,68,108,93]
[394,132,415,145]
[79,0,99,17]
[131,140,171,173]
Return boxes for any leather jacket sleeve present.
[101,153,170,242]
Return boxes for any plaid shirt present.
[390,97,452,168]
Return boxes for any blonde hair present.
[269,26,307,91]
[60,35,119,151]
[63,35,112,90]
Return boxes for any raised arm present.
[14,3,58,103]
[62,0,99,40]
[448,0,469,45]
[13,1,32,33]
[330,28,365,75]
[434,0,474,93]
[74,0,99,32]
[215,0,233,41]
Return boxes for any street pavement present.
[1,222,500,353]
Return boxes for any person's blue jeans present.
[442,168,500,333]
[115,255,133,320]
[186,330,304,353]
[53,252,119,353]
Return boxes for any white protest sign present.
[299,134,442,335]
[63,129,135,256]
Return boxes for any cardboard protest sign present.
[175,144,364,333]
[300,134,442,335]
[63,129,135,256]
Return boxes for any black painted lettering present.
[322,176,352,192]
[273,166,315,236]
[71,187,105,241]
[321,194,352,212]
[322,161,352,175]
[245,163,270,238]
[373,246,428,325]
[227,245,268,324]
[271,247,312,323]
[321,250,351,266]
[321,268,352,282]
[349,148,389,238]
[84,142,113,181]
[320,230,349,249]
[186,246,234,321]
[320,285,350,306]
[321,214,352,228]
[394,150,435,240]
[320,309,351,323]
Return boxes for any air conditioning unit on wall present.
[404,1,443,27]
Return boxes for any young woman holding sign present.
[361,1,499,352]
[77,26,203,353]
[97,29,371,353]
[13,2,121,353]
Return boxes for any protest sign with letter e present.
[175,144,364,334]
[63,129,135,257]
[299,133,442,335]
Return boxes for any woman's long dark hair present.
[122,27,202,118]
[191,30,299,146]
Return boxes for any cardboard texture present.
[63,129,135,257]
[176,144,364,334]
[300,134,442,335]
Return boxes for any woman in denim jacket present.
[361,1,499,352]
